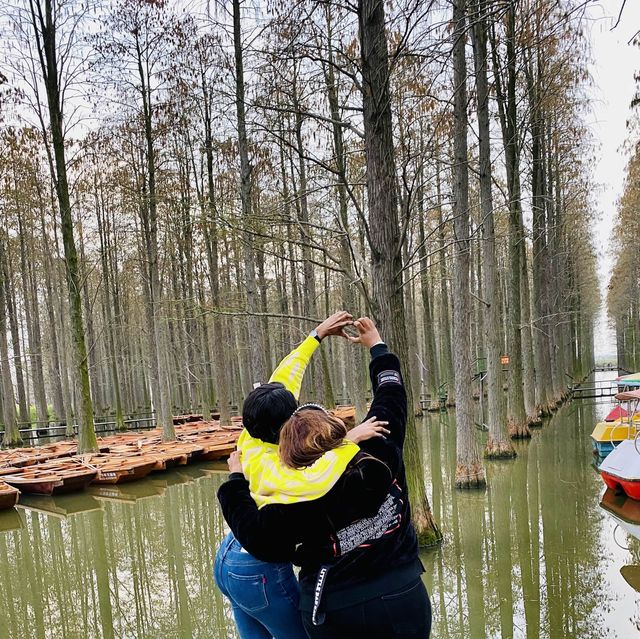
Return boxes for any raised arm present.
[235,311,358,508]
[345,318,407,462]
[269,311,352,398]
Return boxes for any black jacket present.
[217,348,421,610]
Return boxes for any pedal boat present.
[599,439,640,500]
[591,421,638,458]
[591,390,640,458]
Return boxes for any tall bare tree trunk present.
[527,54,553,418]
[471,0,514,458]
[550,137,569,401]
[436,169,454,405]
[18,214,48,427]
[519,238,538,423]
[233,0,266,387]
[322,12,368,420]
[490,6,529,439]
[31,0,96,451]
[127,23,175,441]
[78,223,102,413]
[291,64,323,400]
[53,245,76,437]
[452,0,485,488]
[358,0,441,543]
[0,239,21,446]
[2,245,29,425]
[194,64,233,426]
[418,214,440,411]
[96,192,125,431]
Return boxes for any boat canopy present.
[617,372,640,387]
[615,389,640,402]
[605,406,629,422]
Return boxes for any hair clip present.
[293,402,330,416]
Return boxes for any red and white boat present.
[599,438,640,500]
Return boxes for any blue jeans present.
[214,532,309,639]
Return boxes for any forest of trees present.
[0,0,600,542]
[609,112,640,372]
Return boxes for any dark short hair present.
[242,382,298,443]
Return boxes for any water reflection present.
[2,400,640,638]
[420,401,640,639]
[0,463,235,639]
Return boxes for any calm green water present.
[1,388,639,638]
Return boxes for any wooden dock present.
[570,380,619,400]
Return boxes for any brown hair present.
[278,409,348,469]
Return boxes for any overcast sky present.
[586,2,640,358]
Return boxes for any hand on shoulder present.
[345,415,390,443]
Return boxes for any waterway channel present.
[0,375,638,638]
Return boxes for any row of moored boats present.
[592,372,640,500]
[0,420,242,510]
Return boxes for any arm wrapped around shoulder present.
[217,477,297,563]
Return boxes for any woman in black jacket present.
[218,318,431,638]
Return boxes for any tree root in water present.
[508,419,532,439]
[455,462,487,488]
[484,438,517,459]
[412,505,443,547]
[527,414,543,428]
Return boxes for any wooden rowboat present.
[0,481,20,510]
[144,442,205,470]
[0,440,112,470]
[0,441,79,469]
[0,471,62,495]
[77,454,157,485]
[178,432,239,461]
[173,413,204,425]
[0,459,98,495]
[107,440,205,472]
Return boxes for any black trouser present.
[301,578,432,639]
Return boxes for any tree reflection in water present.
[421,401,639,639]
[0,465,236,638]
[0,401,639,638]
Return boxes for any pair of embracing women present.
[214,312,432,639]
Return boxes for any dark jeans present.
[302,578,431,639]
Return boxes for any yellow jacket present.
[237,335,359,508]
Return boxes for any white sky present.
[586,1,640,358]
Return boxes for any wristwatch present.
[310,329,322,343]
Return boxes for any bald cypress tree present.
[357,0,441,543]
